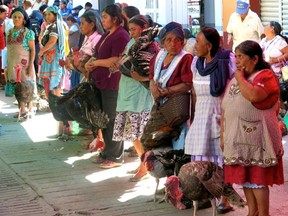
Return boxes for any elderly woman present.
[259,21,288,79]
[221,40,284,216]
[140,22,193,151]
[85,4,130,169]
[184,27,235,213]
[38,5,66,97]
[6,7,35,116]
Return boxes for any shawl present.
[196,49,231,97]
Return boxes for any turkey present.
[165,161,246,216]
[141,147,190,202]
[14,64,34,121]
[48,82,109,140]
[118,26,160,88]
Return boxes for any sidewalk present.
[0,90,287,216]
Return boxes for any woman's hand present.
[28,65,34,78]
[38,50,44,59]
[157,86,170,96]
[130,71,149,81]
[109,62,120,73]
[85,60,97,73]
[150,81,162,101]
[234,68,245,82]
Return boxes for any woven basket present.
[158,92,190,127]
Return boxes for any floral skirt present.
[224,158,284,186]
[112,110,150,142]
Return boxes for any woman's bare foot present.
[129,170,148,182]
[127,166,140,174]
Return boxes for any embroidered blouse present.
[6,27,35,51]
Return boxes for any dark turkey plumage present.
[142,147,190,202]
[118,26,160,88]
[15,80,34,121]
[48,82,109,139]
[165,161,246,216]
[14,64,34,121]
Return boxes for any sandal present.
[92,154,105,164]
[99,160,122,169]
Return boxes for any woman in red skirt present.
[221,40,284,216]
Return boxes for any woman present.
[85,4,130,169]
[0,5,7,89]
[65,10,103,136]
[259,21,288,79]
[6,7,35,116]
[121,5,140,32]
[38,5,66,97]
[184,27,235,213]
[65,10,103,82]
[221,40,284,216]
[140,22,193,151]
[111,15,160,181]
[66,15,80,88]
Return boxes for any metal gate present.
[282,0,288,34]
[261,0,288,34]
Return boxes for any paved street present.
[0,90,287,216]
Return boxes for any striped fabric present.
[185,57,223,158]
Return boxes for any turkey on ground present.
[14,64,34,121]
[165,161,246,216]
[48,82,109,140]
[141,147,190,202]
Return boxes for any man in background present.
[226,0,264,51]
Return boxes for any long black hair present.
[102,4,122,26]
[81,10,104,35]
[201,26,220,58]
[235,40,271,71]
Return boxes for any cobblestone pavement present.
[0,90,287,216]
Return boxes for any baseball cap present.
[236,0,249,14]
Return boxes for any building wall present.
[222,0,261,49]
[123,0,188,26]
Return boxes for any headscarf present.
[81,10,104,35]
[44,6,66,59]
[158,21,184,44]
[11,7,30,29]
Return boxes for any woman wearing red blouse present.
[85,4,130,169]
[140,22,193,150]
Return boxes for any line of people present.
[0,1,286,216]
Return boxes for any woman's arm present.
[28,39,35,78]
[150,80,161,101]
[269,45,288,64]
[38,36,57,58]
[220,111,225,152]
[158,82,192,96]
[130,71,150,81]
[85,56,119,73]
[234,69,268,102]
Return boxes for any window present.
[146,0,154,9]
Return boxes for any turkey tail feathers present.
[223,183,246,207]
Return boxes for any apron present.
[7,28,33,82]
